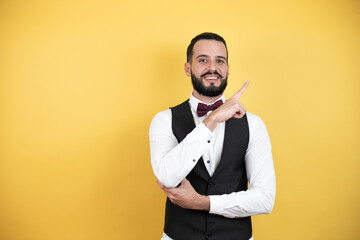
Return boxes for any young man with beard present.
[149,32,276,240]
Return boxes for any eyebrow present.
[196,54,227,60]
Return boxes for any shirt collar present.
[189,93,225,113]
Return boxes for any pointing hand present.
[203,81,249,131]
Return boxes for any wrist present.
[203,113,218,132]
[196,195,210,211]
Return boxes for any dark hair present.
[186,32,228,63]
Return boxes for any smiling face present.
[185,39,229,99]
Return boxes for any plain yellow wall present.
[1,0,359,239]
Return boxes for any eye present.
[216,59,225,64]
[199,58,207,63]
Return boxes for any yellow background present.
[1,0,359,239]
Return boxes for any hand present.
[157,178,210,211]
[203,81,248,131]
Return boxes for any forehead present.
[192,39,227,58]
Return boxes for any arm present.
[149,110,213,188]
[209,114,276,218]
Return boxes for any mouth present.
[203,74,220,83]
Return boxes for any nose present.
[209,60,216,71]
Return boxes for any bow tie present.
[196,100,223,117]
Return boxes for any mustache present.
[200,71,223,79]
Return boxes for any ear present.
[184,62,191,77]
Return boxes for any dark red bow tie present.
[196,100,223,117]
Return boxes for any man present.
[149,32,276,240]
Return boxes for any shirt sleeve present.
[209,114,276,218]
[149,109,213,188]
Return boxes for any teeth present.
[205,77,218,80]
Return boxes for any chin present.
[203,80,221,87]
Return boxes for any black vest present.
[164,100,252,240]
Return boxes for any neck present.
[192,90,222,104]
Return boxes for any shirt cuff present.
[195,122,213,143]
[209,195,224,216]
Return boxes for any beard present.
[191,71,228,97]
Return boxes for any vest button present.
[193,159,196,162]
[207,140,211,143]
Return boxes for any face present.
[185,39,229,97]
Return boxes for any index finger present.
[231,81,249,100]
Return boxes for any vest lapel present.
[211,118,233,180]
[171,100,211,180]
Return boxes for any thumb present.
[180,178,190,187]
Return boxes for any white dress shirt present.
[149,94,276,240]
